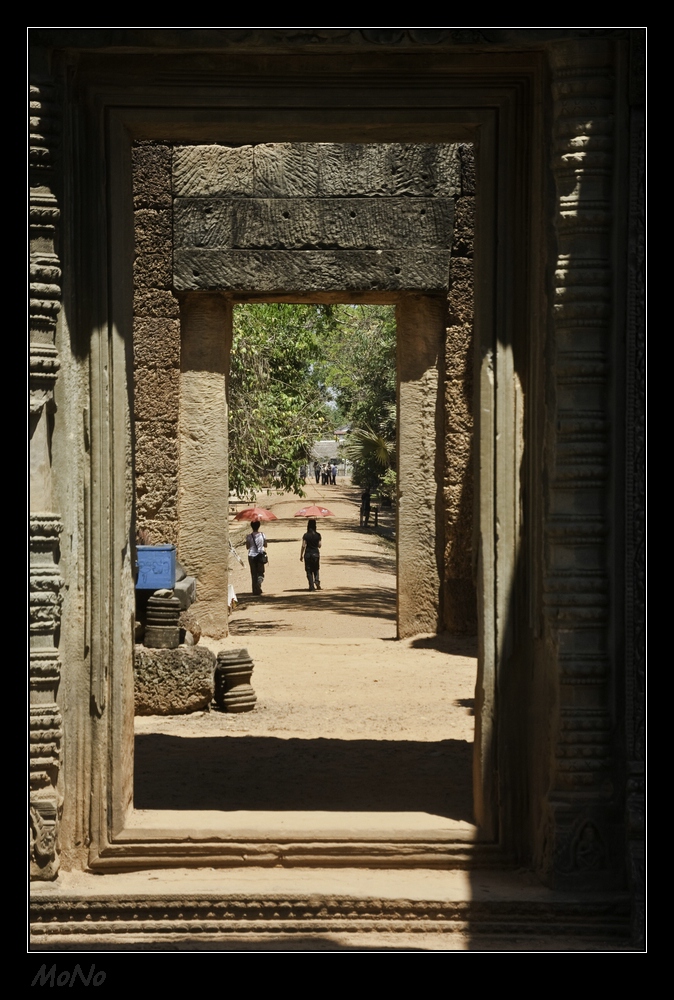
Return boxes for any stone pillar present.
[133,143,180,545]
[29,72,63,879]
[540,39,622,888]
[396,296,446,638]
[444,144,477,634]
[178,293,232,638]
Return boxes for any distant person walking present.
[360,487,371,528]
[246,520,268,595]
[331,462,338,485]
[300,518,322,591]
[314,461,321,484]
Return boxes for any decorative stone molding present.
[29,344,60,415]
[29,886,631,950]
[30,79,62,342]
[29,192,60,242]
[30,80,59,170]
[29,515,63,880]
[543,40,619,888]
[29,73,63,881]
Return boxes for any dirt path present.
[227,481,397,640]
[135,482,477,821]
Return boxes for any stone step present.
[30,868,632,952]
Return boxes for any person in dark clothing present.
[300,517,322,591]
[314,461,321,484]
[360,487,372,527]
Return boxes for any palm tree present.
[343,426,396,503]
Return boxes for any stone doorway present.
[133,142,476,642]
[65,57,529,870]
[30,34,641,937]
[128,140,481,842]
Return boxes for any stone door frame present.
[175,286,452,644]
[70,50,542,869]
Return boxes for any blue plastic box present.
[135,544,176,590]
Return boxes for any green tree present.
[228,304,332,499]
[228,303,398,499]
[319,305,396,437]
[318,305,397,487]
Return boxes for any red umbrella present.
[293,505,334,517]
[234,507,278,521]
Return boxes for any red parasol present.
[293,505,334,517]
[234,507,278,521]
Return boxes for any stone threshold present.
[91,811,497,870]
[30,868,633,952]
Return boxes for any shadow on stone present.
[229,586,396,627]
[134,734,473,820]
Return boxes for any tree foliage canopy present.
[320,305,397,487]
[228,304,332,499]
[228,303,396,498]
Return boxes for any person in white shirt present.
[245,520,268,595]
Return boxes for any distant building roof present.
[311,440,339,460]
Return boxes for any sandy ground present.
[135,481,477,821]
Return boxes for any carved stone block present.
[214,648,257,713]
[134,421,179,476]
[174,248,451,293]
[143,591,180,648]
[133,367,180,422]
[134,208,173,254]
[319,143,460,198]
[133,251,172,290]
[133,318,181,371]
[133,287,181,319]
[175,197,454,250]
[173,144,254,198]
[174,576,197,610]
[134,645,216,715]
[132,143,172,209]
[251,142,461,198]
[135,472,179,523]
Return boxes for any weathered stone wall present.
[173,142,457,293]
[443,145,476,633]
[132,143,180,545]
